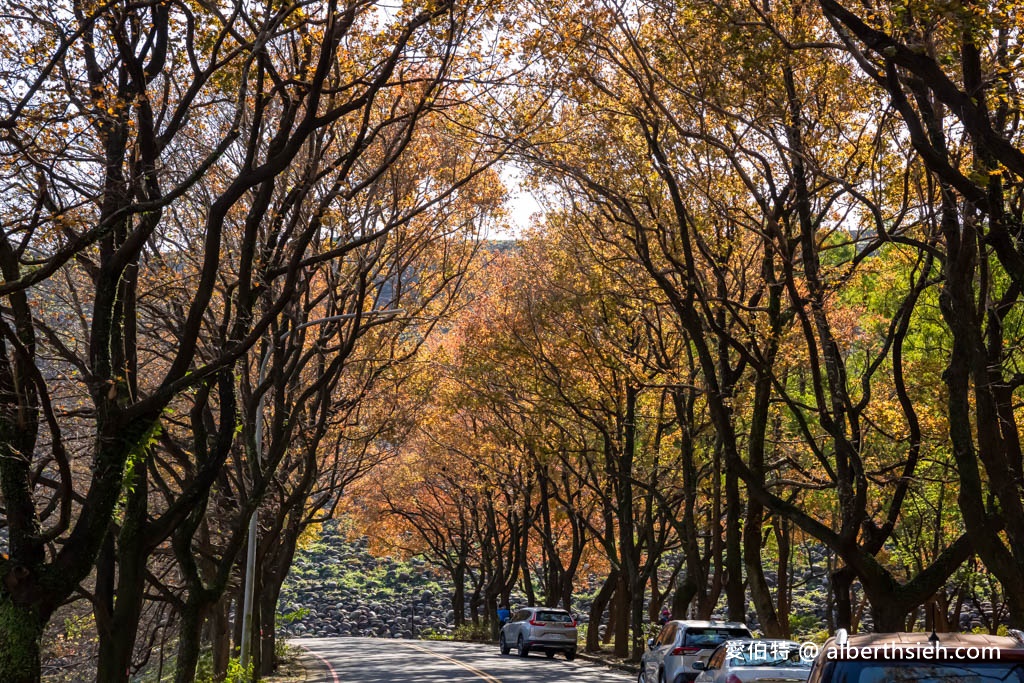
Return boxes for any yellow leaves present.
[296,522,323,551]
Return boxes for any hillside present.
[277,522,457,639]
[276,521,851,642]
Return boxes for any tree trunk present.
[485,589,500,640]
[824,553,835,633]
[232,589,244,654]
[561,569,575,612]
[872,601,911,633]
[746,550,783,637]
[648,573,661,623]
[630,580,646,662]
[745,501,784,637]
[258,526,298,680]
[469,576,482,626]
[0,596,44,683]
[174,601,206,683]
[672,390,707,622]
[603,586,616,646]
[212,597,231,681]
[452,564,466,628]
[724,464,745,623]
[96,477,150,683]
[673,574,698,619]
[250,568,265,678]
[852,588,865,634]
[703,439,724,620]
[521,560,536,607]
[95,562,146,683]
[587,570,618,652]
[259,577,280,677]
[617,386,639,659]
[775,517,791,636]
[929,594,952,632]
[832,566,854,631]
[613,571,629,657]
[906,606,920,632]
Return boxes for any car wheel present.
[499,633,510,655]
[566,649,576,662]
[546,651,555,659]
[517,635,529,657]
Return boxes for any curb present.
[575,650,642,674]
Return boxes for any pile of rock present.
[278,524,1001,642]
[277,526,457,639]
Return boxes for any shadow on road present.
[294,636,636,683]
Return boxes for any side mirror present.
[691,661,706,671]
[647,637,656,649]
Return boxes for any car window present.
[729,641,809,668]
[514,610,529,622]
[536,611,573,623]
[658,623,677,645]
[683,627,751,648]
[828,661,1024,682]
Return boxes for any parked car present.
[640,620,752,683]
[806,629,1024,683]
[499,607,578,660]
[693,638,810,682]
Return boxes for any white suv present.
[640,620,752,683]
[499,607,578,660]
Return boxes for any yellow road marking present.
[406,642,504,683]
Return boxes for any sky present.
[494,164,542,240]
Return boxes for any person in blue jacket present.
[497,604,511,626]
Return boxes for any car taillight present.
[670,646,701,656]
[529,617,546,626]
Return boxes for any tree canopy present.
[2,0,1024,680]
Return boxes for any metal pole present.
[240,349,272,671]
[239,508,259,668]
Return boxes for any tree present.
[512,0,976,631]
[819,0,1024,626]
[0,0,497,678]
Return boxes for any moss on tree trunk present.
[0,595,43,683]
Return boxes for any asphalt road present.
[294,636,636,683]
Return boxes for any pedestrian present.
[658,606,671,625]
[497,603,511,626]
